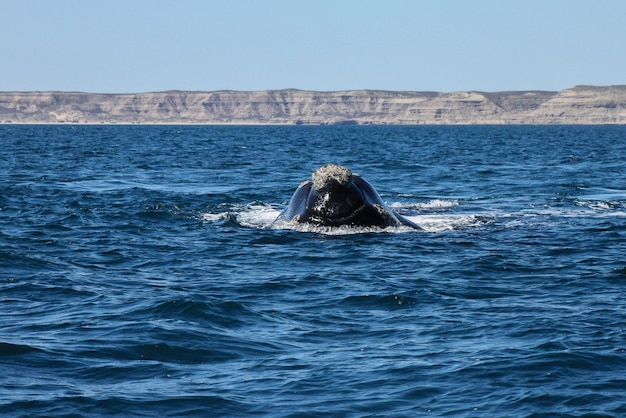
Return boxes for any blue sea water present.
[1,124,626,417]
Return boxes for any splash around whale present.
[273,164,422,230]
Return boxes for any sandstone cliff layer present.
[1,85,625,124]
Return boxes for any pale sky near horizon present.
[1,0,625,93]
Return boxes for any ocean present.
[1,124,626,417]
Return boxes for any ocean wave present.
[340,294,418,310]
[0,341,42,355]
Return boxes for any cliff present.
[1,85,625,124]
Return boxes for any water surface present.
[1,125,626,416]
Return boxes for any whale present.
[274,164,421,229]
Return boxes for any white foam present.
[407,214,489,232]
[588,202,614,210]
[576,200,623,211]
[202,204,281,228]
[201,212,230,222]
[391,199,459,211]
[201,199,491,234]
[266,213,491,235]
[237,205,281,228]
[201,199,623,235]
[270,220,417,235]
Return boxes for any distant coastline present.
[1,85,625,125]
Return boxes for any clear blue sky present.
[2,0,625,93]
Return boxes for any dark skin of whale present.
[275,165,421,229]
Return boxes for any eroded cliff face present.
[1,85,625,124]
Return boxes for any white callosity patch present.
[312,191,332,213]
[311,164,352,191]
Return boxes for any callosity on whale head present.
[274,164,421,229]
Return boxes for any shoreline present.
[1,85,625,125]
